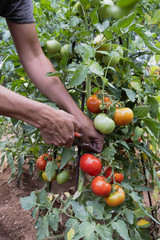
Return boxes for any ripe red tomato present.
[36,153,52,171]
[91,176,112,196]
[105,167,124,184]
[105,185,125,207]
[80,153,102,176]
[87,95,102,114]
[114,107,133,126]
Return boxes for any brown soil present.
[0,162,77,240]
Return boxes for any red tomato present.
[114,108,133,126]
[91,176,112,196]
[80,153,102,176]
[105,185,125,207]
[105,167,124,184]
[87,95,102,114]
[36,153,52,171]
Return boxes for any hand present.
[78,117,104,153]
[39,107,80,148]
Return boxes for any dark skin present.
[0,20,104,152]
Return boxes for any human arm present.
[0,85,80,147]
[6,20,104,152]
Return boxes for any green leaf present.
[90,8,99,24]
[122,88,137,102]
[35,216,49,240]
[60,147,75,170]
[68,65,88,87]
[124,209,134,224]
[78,221,96,240]
[48,210,59,231]
[95,224,113,240]
[45,161,58,181]
[20,191,37,210]
[71,201,89,221]
[111,220,130,240]
[147,95,159,118]
[17,154,24,177]
[86,199,105,220]
[129,24,160,54]
[46,71,63,77]
[39,188,47,204]
[111,12,136,33]
[6,151,16,174]
[65,219,79,239]
[89,60,104,75]
[133,106,150,119]
[79,43,95,62]
[103,145,116,161]
[143,117,160,137]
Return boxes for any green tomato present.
[97,0,114,19]
[94,113,115,134]
[60,44,71,58]
[56,170,70,184]
[46,40,61,55]
[103,51,120,66]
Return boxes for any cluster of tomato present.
[87,91,134,134]
[36,153,70,184]
[80,153,125,207]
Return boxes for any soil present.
[0,161,77,240]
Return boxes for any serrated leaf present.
[60,147,75,170]
[20,191,37,210]
[111,12,136,33]
[143,117,160,137]
[36,216,49,240]
[133,106,150,119]
[6,151,16,174]
[86,199,105,220]
[69,65,88,87]
[79,43,95,62]
[103,145,116,161]
[39,188,47,204]
[130,24,160,54]
[90,8,99,24]
[122,88,137,102]
[48,210,59,231]
[71,201,89,221]
[111,220,130,240]
[124,209,134,224]
[147,96,159,118]
[89,61,104,75]
[45,161,58,181]
[96,224,113,239]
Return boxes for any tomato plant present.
[91,176,112,196]
[80,153,102,176]
[56,170,70,184]
[94,113,115,134]
[114,107,134,126]
[105,185,125,207]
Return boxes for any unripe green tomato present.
[56,170,70,184]
[115,46,124,57]
[94,113,115,134]
[103,51,120,66]
[73,2,83,14]
[46,40,61,55]
[60,44,71,58]
[98,0,114,19]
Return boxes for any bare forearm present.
[0,85,46,128]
